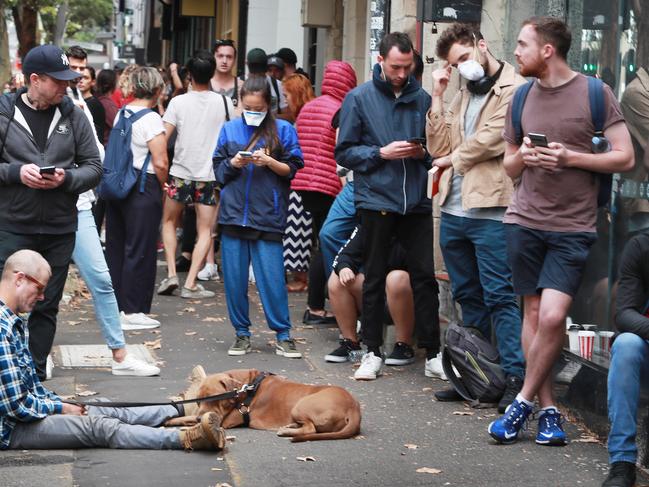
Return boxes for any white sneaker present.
[112,354,161,376]
[197,263,220,281]
[120,312,161,331]
[354,351,383,380]
[425,352,447,380]
[45,354,54,380]
[249,265,256,284]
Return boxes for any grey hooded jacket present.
[0,89,102,234]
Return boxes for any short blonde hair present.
[130,66,164,100]
[3,250,51,282]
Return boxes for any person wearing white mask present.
[213,76,305,359]
[426,24,527,412]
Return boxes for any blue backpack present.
[97,107,153,200]
[511,76,611,207]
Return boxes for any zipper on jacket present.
[242,164,253,226]
[401,159,407,215]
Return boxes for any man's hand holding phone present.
[20,164,65,189]
[522,133,569,172]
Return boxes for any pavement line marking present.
[225,452,244,487]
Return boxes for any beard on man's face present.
[519,54,548,78]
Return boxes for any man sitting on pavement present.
[601,233,649,487]
[325,225,426,375]
[0,250,225,452]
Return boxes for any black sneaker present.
[602,461,636,487]
[176,255,191,272]
[385,342,415,366]
[498,374,524,413]
[325,339,361,363]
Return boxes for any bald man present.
[0,250,224,451]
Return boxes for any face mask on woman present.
[243,110,267,127]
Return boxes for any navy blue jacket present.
[335,63,432,214]
[213,116,304,234]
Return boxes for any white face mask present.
[243,110,267,127]
[457,59,485,81]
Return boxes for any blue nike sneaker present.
[535,408,568,446]
[488,398,534,444]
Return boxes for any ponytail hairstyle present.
[240,76,280,155]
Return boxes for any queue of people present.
[0,17,645,487]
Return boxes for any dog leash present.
[67,382,260,409]
[233,372,271,427]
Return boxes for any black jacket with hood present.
[0,89,102,234]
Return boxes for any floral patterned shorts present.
[166,176,218,206]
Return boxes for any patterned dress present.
[283,190,312,272]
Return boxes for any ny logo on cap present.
[61,54,69,66]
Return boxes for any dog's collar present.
[236,371,272,427]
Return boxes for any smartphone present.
[238,151,253,158]
[407,137,426,145]
[39,165,56,175]
[527,133,549,148]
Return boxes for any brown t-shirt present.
[503,74,624,232]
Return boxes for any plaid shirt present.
[0,302,62,449]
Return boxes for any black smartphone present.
[407,137,426,145]
[238,151,253,158]
[527,133,549,148]
[39,165,56,175]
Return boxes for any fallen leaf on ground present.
[416,467,442,474]
[226,435,236,441]
[293,337,307,344]
[211,467,223,471]
[182,307,196,313]
[185,331,198,336]
[404,444,418,449]
[144,339,162,350]
[216,483,232,487]
[452,411,474,416]
[296,456,316,462]
[573,436,599,443]
[67,321,81,326]
[353,435,365,440]
[76,390,98,397]
[421,387,432,392]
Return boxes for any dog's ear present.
[220,376,243,392]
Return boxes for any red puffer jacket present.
[292,61,357,197]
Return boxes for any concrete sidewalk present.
[1,269,637,487]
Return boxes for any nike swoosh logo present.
[504,432,517,439]
[539,432,554,438]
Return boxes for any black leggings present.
[298,191,335,309]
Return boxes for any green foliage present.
[39,0,112,43]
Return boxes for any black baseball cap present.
[22,45,81,80]
[276,48,298,66]
[267,55,285,69]
[246,48,267,65]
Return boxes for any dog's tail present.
[290,405,361,442]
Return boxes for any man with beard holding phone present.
[487,17,633,447]
[426,24,527,413]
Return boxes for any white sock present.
[540,405,558,413]
[515,393,534,407]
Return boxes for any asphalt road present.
[0,266,632,487]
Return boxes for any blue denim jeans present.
[221,234,292,341]
[320,182,356,277]
[439,213,525,378]
[73,209,125,350]
[607,332,649,464]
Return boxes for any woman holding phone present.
[213,76,304,358]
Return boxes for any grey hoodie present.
[0,89,102,234]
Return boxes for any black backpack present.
[511,76,611,207]
[442,322,506,406]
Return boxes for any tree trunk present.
[13,0,39,59]
[0,2,11,84]
[52,1,69,47]
[631,0,649,68]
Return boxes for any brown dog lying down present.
[165,367,361,442]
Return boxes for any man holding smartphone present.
[336,32,441,381]
[0,45,102,380]
[488,17,633,447]
[426,24,527,413]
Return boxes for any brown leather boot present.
[181,365,208,417]
[179,412,226,451]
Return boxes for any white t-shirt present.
[162,91,231,181]
[113,106,165,175]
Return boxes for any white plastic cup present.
[598,331,614,356]
[567,328,580,353]
[578,331,596,360]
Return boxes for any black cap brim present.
[46,69,82,81]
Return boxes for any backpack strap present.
[139,152,151,193]
[123,107,154,193]
[511,80,535,145]
[588,76,605,134]
[269,77,282,114]
[222,94,230,122]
